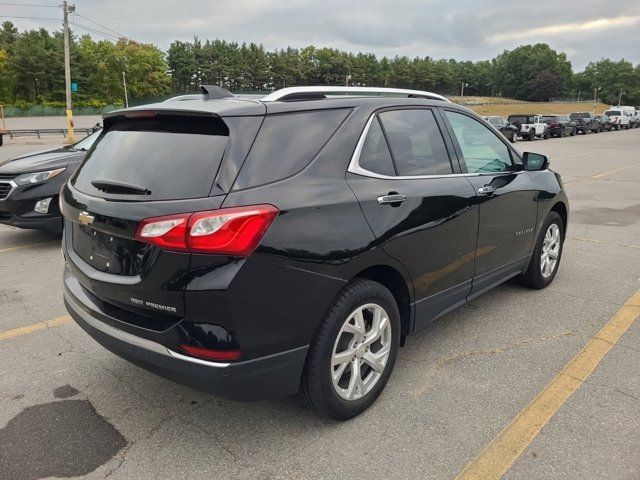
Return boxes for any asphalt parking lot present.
[1,129,639,479]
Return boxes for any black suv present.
[61,86,569,419]
[569,112,600,134]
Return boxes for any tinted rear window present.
[605,110,621,116]
[233,109,350,189]
[72,114,228,201]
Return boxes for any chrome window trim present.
[0,180,17,201]
[347,113,523,180]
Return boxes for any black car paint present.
[61,96,568,401]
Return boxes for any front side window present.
[377,109,452,176]
[445,111,513,174]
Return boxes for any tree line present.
[1,20,639,108]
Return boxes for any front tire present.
[300,278,401,420]
[519,212,564,289]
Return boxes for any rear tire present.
[300,278,401,420]
[519,212,564,289]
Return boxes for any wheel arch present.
[352,265,413,342]
[550,201,568,238]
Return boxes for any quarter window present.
[445,111,513,174]
[358,117,396,176]
[378,109,452,176]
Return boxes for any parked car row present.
[485,106,640,142]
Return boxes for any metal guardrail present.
[1,127,93,140]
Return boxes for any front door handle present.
[478,185,497,196]
[377,193,408,205]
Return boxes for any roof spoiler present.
[200,85,234,100]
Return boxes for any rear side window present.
[73,114,228,201]
[359,117,395,176]
[233,109,350,189]
[378,109,452,176]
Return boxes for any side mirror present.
[522,152,549,171]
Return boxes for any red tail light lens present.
[134,204,278,256]
[179,344,242,361]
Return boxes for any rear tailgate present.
[61,188,226,328]
[61,110,245,330]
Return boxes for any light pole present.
[63,0,76,143]
[122,71,129,108]
[593,86,600,113]
[461,82,469,99]
[618,89,625,106]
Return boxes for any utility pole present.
[122,71,129,108]
[618,88,624,106]
[593,86,600,113]
[461,82,468,99]
[63,1,76,143]
[577,89,581,102]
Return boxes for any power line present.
[75,12,125,38]
[0,2,59,6]
[0,15,59,21]
[72,20,120,41]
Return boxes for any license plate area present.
[72,223,155,275]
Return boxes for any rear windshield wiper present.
[91,179,151,195]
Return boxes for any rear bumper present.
[63,267,309,401]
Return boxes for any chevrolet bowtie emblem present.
[78,211,95,225]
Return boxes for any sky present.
[3,0,640,70]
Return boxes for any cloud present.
[3,0,639,70]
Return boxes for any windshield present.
[73,130,101,151]
[604,110,621,116]
[542,116,557,122]
[570,113,589,119]
[487,117,504,126]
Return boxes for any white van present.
[604,107,632,130]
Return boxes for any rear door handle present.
[478,185,497,196]
[377,193,408,205]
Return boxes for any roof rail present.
[260,86,450,103]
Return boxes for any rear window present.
[72,114,228,201]
[542,116,557,122]
[605,110,621,116]
[233,109,350,189]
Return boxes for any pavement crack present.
[410,330,575,398]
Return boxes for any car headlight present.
[14,167,66,186]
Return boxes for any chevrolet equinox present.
[61,86,569,419]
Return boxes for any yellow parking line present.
[0,240,58,254]
[591,165,636,179]
[0,315,72,341]
[455,288,640,480]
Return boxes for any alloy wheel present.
[331,303,392,401]
[540,224,561,278]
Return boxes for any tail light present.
[135,204,278,256]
